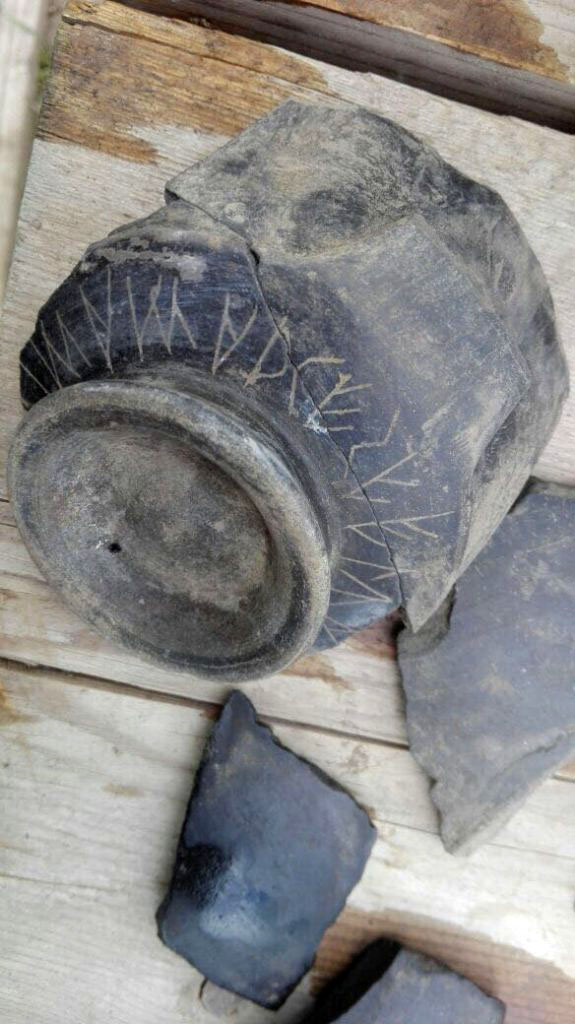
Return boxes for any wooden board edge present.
[118,0,575,130]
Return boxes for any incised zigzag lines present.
[79,265,114,371]
[24,274,454,595]
[127,274,197,358]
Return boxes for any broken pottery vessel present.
[156,691,375,1008]
[398,481,575,854]
[302,938,504,1023]
[8,100,567,680]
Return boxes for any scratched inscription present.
[20,258,452,646]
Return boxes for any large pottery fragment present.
[157,692,375,1007]
[399,482,575,853]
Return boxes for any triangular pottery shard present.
[302,940,504,1023]
[157,692,376,1009]
[398,482,575,854]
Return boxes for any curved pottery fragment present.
[8,101,567,681]
[398,482,575,853]
[302,939,504,1023]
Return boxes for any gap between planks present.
[3,657,575,1023]
[116,0,575,131]
[1,635,574,787]
[0,651,409,752]
[0,498,15,527]
[1,489,574,785]
[2,657,575,866]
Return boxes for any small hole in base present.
[108,542,122,553]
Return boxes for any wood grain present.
[0,0,48,303]
[1,663,575,1023]
[125,0,575,129]
[0,518,409,745]
[0,499,16,527]
[272,0,574,79]
[1,6,575,1021]
[1,516,574,786]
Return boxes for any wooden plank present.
[0,519,409,747]
[0,0,47,303]
[0,499,16,527]
[1,515,574,786]
[1,662,574,1022]
[127,0,575,129]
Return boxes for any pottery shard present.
[303,940,504,1023]
[156,691,376,1009]
[398,481,575,854]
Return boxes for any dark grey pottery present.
[302,939,504,1023]
[398,480,575,853]
[157,691,375,1008]
[8,100,567,681]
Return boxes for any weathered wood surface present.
[2,505,575,790]
[128,0,575,129]
[0,0,47,303]
[1,4,575,1022]
[1,662,575,1024]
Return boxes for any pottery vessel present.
[8,101,567,680]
